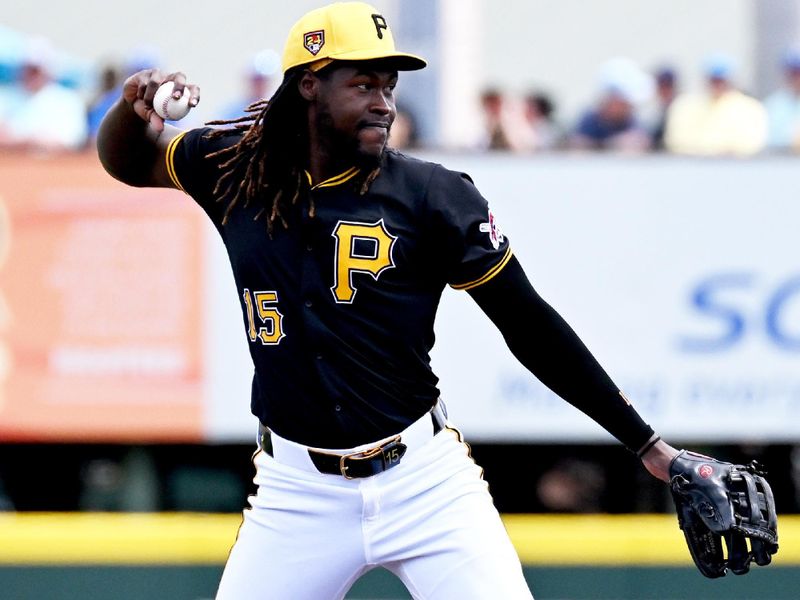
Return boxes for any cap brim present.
[326,49,426,71]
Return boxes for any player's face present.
[314,64,399,162]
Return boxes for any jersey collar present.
[304,167,360,190]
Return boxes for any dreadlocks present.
[204,66,382,236]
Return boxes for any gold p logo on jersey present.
[331,219,397,303]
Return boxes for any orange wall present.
[0,152,206,442]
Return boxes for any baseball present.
[153,81,192,121]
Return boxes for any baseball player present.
[97,3,776,598]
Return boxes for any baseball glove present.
[668,450,778,578]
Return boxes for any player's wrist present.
[640,438,680,482]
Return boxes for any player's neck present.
[306,142,356,185]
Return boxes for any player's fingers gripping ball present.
[153,81,192,121]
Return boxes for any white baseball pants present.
[215,418,533,599]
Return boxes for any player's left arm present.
[468,249,779,578]
[466,254,679,478]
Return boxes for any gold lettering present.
[243,288,257,342]
[254,291,285,345]
[243,289,285,345]
[331,220,397,303]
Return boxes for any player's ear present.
[297,70,319,101]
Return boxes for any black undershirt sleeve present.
[467,255,655,454]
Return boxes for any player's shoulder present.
[178,125,244,158]
[382,148,438,178]
[169,126,245,201]
[380,148,473,191]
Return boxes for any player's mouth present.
[359,121,390,132]
[358,121,390,146]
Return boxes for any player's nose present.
[369,90,393,115]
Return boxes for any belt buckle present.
[339,435,403,479]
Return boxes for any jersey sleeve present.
[165,126,242,225]
[425,166,512,290]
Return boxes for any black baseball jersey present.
[167,128,511,448]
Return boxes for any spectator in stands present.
[664,53,767,156]
[0,27,27,124]
[478,87,515,151]
[568,58,652,153]
[517,91,561,152]
[649,66,679,151]
[87,46,161,140]
[216,49,280,122]
[86,64,122,138]
[0,37,88,152]
[764,46,800,153]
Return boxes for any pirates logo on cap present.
[303,30,325,56]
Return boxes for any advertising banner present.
[0,156,206,441]
[427,155,799,442]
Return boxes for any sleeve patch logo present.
[479,210,504,250]
[304,31,325,56]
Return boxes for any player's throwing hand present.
[122,69,200,133]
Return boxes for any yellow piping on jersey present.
[305,167,360,190]
[450,247,513,291]
[165,131,189,192]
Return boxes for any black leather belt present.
[308,435,408,479]
[259,404,446,479]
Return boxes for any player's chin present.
[357,127,389,159]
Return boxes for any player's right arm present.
[97,69,199,188]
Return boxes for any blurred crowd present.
[0,31,283,154]
[471,50,800,157]
[4,31,800,157]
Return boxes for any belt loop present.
[258,423,274,456]
[430,398,447,434]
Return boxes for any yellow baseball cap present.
[281,2,427,73]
